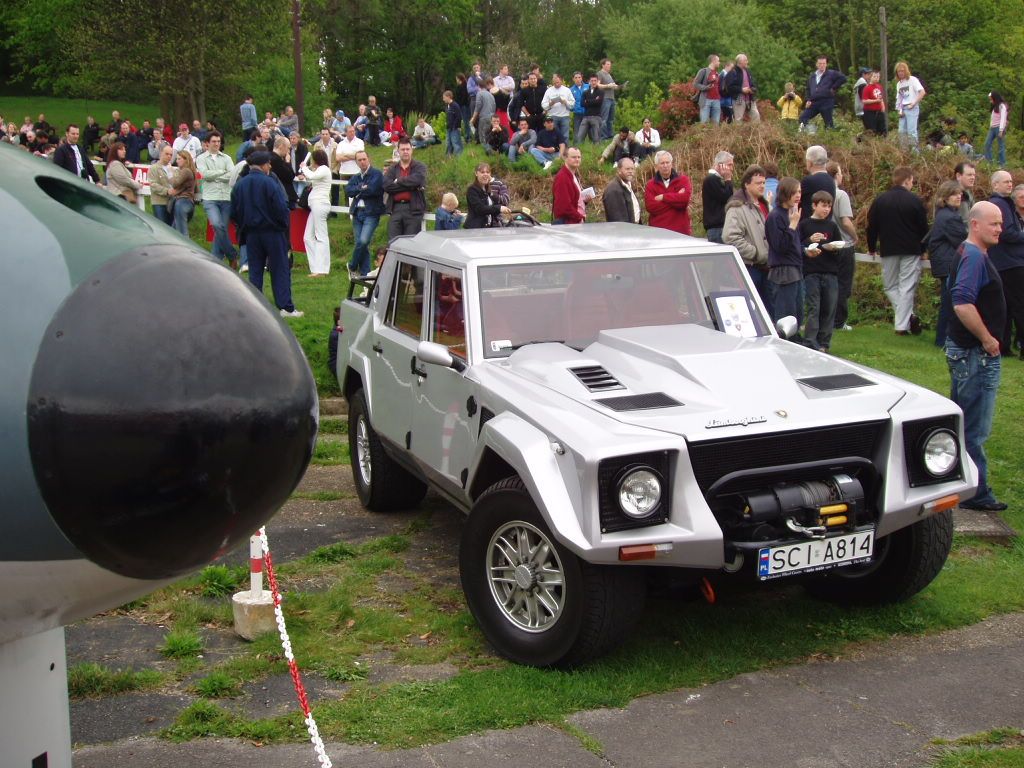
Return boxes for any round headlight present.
[617,469,662,518]
[922,429,958,477]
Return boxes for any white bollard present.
[231,533,276,640]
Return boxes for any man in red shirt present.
[645,150,692,234]
[552,147,588,224]
[383,137,428,239]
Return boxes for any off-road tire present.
[347,389,427,511]
[804,510,953,604]
[460,476,645,667]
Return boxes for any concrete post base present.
[231,590,276,641]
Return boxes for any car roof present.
[388,223,733,268]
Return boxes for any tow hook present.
[786,517,827,540]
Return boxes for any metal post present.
[879,7,889,96]
[292,0,304,135]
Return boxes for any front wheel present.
[347,389,427,511]
[804,510,953,604]
[460,477,645,667]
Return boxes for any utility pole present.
[293,0,304,134]
[879,7,889,98]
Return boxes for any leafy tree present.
[315,0,478,114]
[603,0,802,107]
[0,0,77,93]
[58,0,286,127]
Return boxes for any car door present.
[410,267,478,497]
[367,257,425,450]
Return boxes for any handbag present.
[299,185,312,211]
[120,187,138,204]
[166,195,177,216]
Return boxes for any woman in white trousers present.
[300,148,333,276]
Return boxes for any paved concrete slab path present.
[74,612,1024,768]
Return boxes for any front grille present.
[570,365,625,392]
[596,393,682,411]
[687,421,887,493]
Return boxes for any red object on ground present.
[207,208,310,253]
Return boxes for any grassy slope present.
[0,97,158,132]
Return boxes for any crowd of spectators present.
[6,56,1020,355]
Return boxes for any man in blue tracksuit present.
[799,55,848,130]
[230,150,302,317]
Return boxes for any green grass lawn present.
[0,97,158,133]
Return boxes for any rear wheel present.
[804,511,953,604]
[460,477,645,667]
[347,389,426,511]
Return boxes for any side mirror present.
[416,340,465,371]
[775,316,798,339]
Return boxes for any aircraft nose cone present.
[27,246,318,579]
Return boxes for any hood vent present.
[596,393,683,411]
[570,365,625,393]
[798,374,876,391]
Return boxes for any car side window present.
[386,261,426,339]
[431,270,466,359]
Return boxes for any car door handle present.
[372,342,383,354]
[411,356,427,378]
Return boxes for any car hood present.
[495,325,906,440]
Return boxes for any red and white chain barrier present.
[257,526,333,767]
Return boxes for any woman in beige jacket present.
[104,141,143,203]
[147,144,175,225]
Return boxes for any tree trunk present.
[197,66,207,125]
[188,78,199,124]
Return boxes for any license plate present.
[758,529,873,581]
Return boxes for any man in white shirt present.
[411,118,438,148]
[171,123,201,164]
[335,125,365,180]
[541,73,575,154]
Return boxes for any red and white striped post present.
[249,533,265,598]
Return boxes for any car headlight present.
[922,429,958,477]
[618,469,662,518]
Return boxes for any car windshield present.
[479,252,767,357]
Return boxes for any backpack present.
[489,177,510,207]
[690,68,708,102]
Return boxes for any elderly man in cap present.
[171,122,201,164]
[230,150,303,318]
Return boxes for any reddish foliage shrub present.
[658,82,699,138]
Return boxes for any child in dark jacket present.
[435,192,465,230]
[798,190,843,350]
